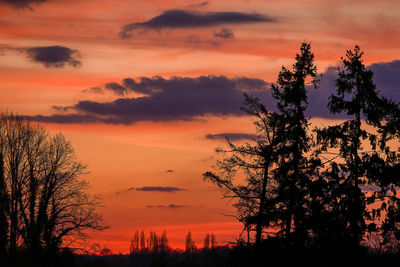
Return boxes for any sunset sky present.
[1,0,400,253]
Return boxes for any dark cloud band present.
[25,60,400,124]
[0,0,46,9]
[120,9,275,38]
[27,75,269,124]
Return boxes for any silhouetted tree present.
[210,233,217,249]
[130,230,140,254]
[185,231,196,253]
[140,230,146,252]
[203,93,283,246]
[203,43,320,247]
[204,233,210,250]
[0,113,106,253]
[0,151,8,255]
[160,230,168,253]
[270,42,320,245]
[316,46,400,249]
[147,231,159,252]
[203,233,217,250]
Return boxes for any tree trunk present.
[255,160,270,246]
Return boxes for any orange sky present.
[1,0,400,253]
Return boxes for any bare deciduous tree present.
[0,113,106,253]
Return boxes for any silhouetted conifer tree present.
[204,42,320,247]
[316,45,400,249]
[269,42,319,245]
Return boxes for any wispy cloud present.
[120,9,275,38]
[146,204,190,209]
[205,133,256,141]
[136,186,186,192]
[115,186,185,195]
[186,1,209,9]
[213,28,234,39]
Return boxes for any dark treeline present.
[75,231,400,267]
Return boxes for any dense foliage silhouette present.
[315,46,400,250]
[204,43,400,256]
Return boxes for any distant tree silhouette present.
[0,151,8,255]
[131,230,169,255]
[203,233,217,250]
[160,230,168,253]
[140,230,146,252]
[0,113,106,253]
[99,246,113,256]
[130,230,140,254]
[185,231,196,253]
[316,46,400,249]
[148,231,159,252]
[210,233,217,249]
[204,233,210,249]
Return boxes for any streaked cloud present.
[146,204,190,209]
[115,186,185,195]
[186,1,209,9]
[186,36,220,47]
[136,186,186,192]
[205,133,256,141]
[213,28,234,39]
[120,9,275,38]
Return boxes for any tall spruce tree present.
[204,42,319,246]
[316,46,400,248]
[270,42,319,245]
